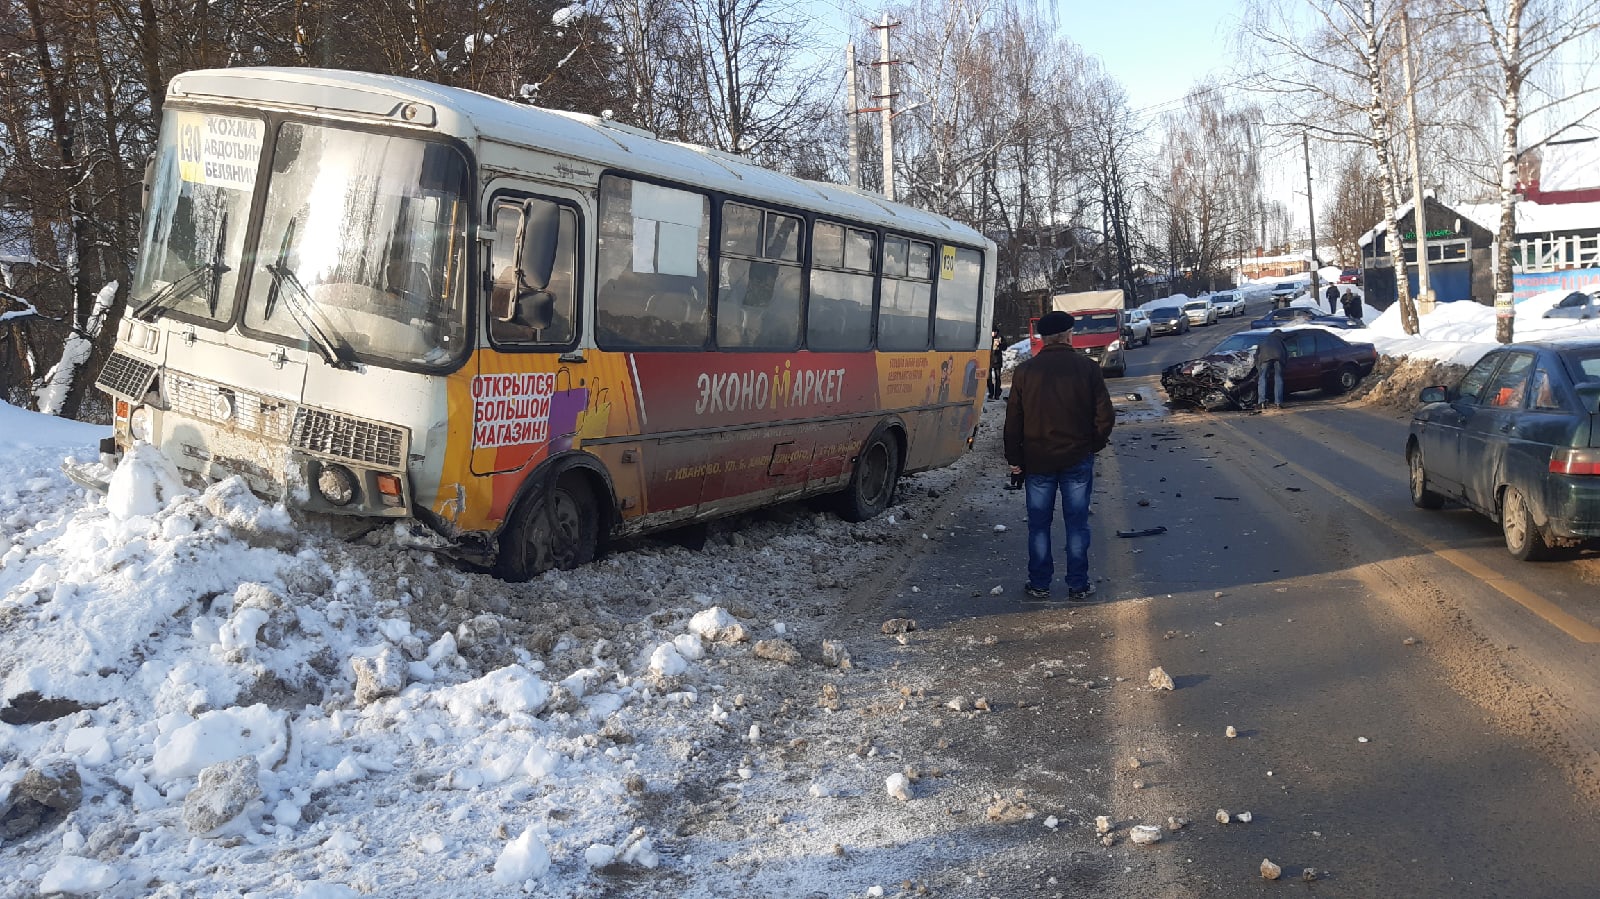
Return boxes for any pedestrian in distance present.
[1255,327,1288,411]
[988,328,1005,401]
[1003,311,1115,602]
[1341,291,1362,324]
[1326,282,1340,314]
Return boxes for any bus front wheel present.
[837,431,901,522]
[496,473,599,582]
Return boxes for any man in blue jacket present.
[1004,311,1115,601]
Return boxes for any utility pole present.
[1400,9,1434,315]
[871,15,900,202]
[1303,130,1321,303]
[845,42,861,189]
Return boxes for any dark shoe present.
[1023,584,1051,601]
[1066,583,1096,601]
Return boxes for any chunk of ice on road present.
[493,827,550,884]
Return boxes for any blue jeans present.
[1257,359,1284,407]
[1025,456,1095,592]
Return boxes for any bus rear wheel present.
[496,473,599,582]
[837,432,901,522]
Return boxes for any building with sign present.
[1359,136,1600,308]
[1358,195,1496,309]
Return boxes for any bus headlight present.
[316,464,358,506]
[129,406,153,443]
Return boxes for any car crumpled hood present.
[1160,350,1259,410]
[1166,351,1254,383]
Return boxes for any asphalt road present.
[849,301,1600,896]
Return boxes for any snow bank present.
[1365,282,1600,366]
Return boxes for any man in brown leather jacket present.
[1004,311,1115,601]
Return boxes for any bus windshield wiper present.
[263,218,296,322]
[132,213,231,322]
[261,261,358,371]
[205,212,229,316]
[131,213,232,322]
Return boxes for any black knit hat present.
[1037,311,1075,336]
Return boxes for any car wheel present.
[1501,486,1550,561]
[1334,364,1360,393]
[1408,445,1445,510]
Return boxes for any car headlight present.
[1108,340,1122,352]
[129,405,153,443]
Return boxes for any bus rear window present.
[933,247,982,351]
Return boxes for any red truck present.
[1027,290,1128,377]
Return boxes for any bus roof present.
[168,67,990,248]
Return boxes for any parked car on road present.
[1339,268,1361,284]
[1269,283,1303,307]
[1407,339,1600,560]
[1122,309,1152,347]
[1149,306,1191,336]
[1543,289,1599,320]
[1160,328,1378,410]
[1211,291,1246,317]
[1250,306,1365,330]
[1182,299,1219,327]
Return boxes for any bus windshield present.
[242,121,471,369]
[130,110,262,324]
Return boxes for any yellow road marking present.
[1217,418,1600,644]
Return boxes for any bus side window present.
[487,198,579,346]
[807,222,874,351]
[877,236,932,351]
[596,176,710,349]
[933,246,983,351]
[717,202,802,350]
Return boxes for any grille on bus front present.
[290,409,404,469]
[158,371,404,470]
[165,372,296,439]
[97,351,156,399]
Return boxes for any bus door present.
[472,186,608,522]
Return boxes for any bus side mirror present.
[490,200,561,328]
[490,267,556,330]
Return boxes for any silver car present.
[1543,290,1599,320]
[1182,299,1218,326]
[1122,309,1152,346]
[1211,291,1246,317]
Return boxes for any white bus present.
[89,67,996,579]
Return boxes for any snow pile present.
[0,397,985,897]
[1365,282,1600,366]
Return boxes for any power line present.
[1125,60,1305,122]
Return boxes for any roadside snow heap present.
[0,403,961,897]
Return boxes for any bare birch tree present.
[1245,0,1422,333]
[1444,0,1600,342]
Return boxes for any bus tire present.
[495,473,600,582]
[836,429,902,522]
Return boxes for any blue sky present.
[1060,0,1244,116]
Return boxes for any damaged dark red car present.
[1161,328,1378,411]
